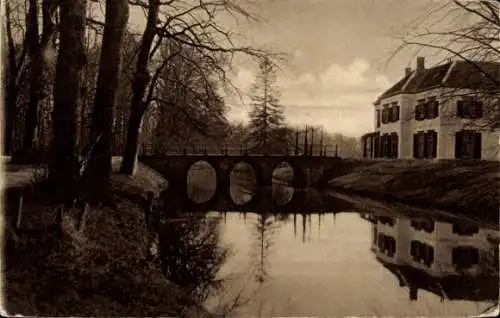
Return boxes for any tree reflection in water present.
[251,212,281,284]
[157,212,229,304]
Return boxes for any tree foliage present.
[247,59,287,154]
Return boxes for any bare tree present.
[49,0,87,202]
[119,0,278,175]
[3,1,28,154]
[149,40,229,155]
[18,0,58,159]
[391,0,500,130]
[84,0,130,204]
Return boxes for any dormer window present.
[457,97,483,119]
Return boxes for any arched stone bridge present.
[139,154,343,210]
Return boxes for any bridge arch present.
[229,161,258,205]
[186,159,218,204]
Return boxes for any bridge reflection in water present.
[365,212,499,303]
[161,185,355,214]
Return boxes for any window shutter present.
[380,134,385,157]
[474,101,483,119]
[433,101,439,118]
[424,101,430,120]
[457,100,464,118]
[393,133,398,158]
[431,131,437,158]
[415,105,420,120]
[474,132,482,159]
[455,131,463,159]
[396,105,400,121]
[423,132,428,158]
[413,134,418,158]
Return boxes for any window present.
[390,103,400,122]
[415,99,426,120]
[411,219,435,233]
[390,132,398,158]
[414,131,437,159]
[410,240,434,267]
[382,106,390,124]
[457,98,484,119]
[378,233,396,257]
[452,247,479,269]
[455,130,482,159]
[376,109,381,128]
[379,216,395,226]
[452,223,479,236]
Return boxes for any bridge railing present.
[140,144,340,157]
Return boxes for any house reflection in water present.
[367,213,499,302]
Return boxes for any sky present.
[126,0,452,137]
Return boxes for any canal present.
[155,161,499,317]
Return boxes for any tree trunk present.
[4,3,18,155]
[86,0,129,202]
[22,0,41,156]
[49,0,87,203]
[120,112,144,174]
[120,0,160,175]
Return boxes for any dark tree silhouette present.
[247,58,286,154]
[48,0,87,202]
[85,0,130,204]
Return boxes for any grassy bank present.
[2,159,210,317]
[328,159,499,222]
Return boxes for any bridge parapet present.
[139,154,342,207]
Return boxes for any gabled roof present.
[381,262,499,302]
[444,61,500,90]
[375,60,500,104]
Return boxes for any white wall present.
[376,88,500,160]
[372,216,499,278]
[376,95,404,158]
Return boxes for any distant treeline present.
[140,120,362,158]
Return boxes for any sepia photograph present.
[0,0,499,317]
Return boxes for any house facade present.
[369,213,499,301]
[361,57,500,160]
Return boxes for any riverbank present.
[328,159,499,223]
[1,158,210,317]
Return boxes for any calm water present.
[156,162,499,317]
[200,211,498,317]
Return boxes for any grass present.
[328,159,499,222]
[2,157,211,317]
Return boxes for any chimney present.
[416,56,425,72]
[405,67,412,77]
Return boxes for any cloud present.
[225,58,390,136]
